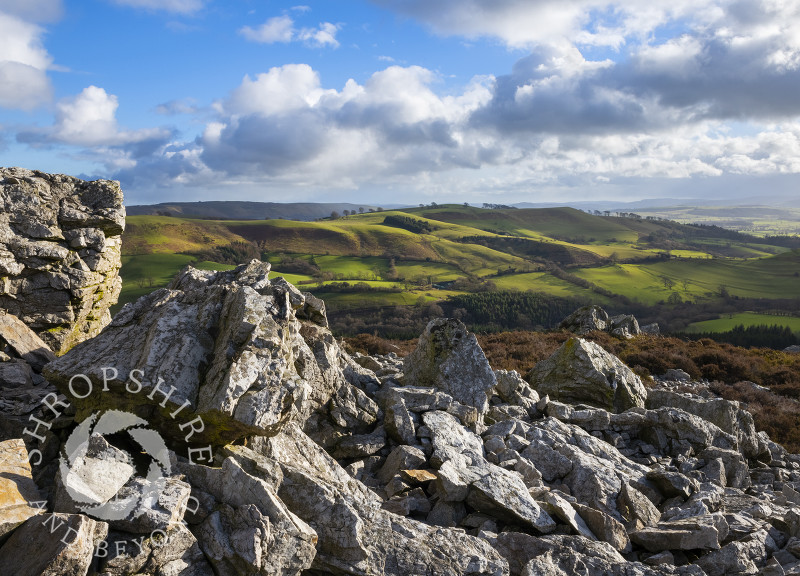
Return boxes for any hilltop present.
[127,200,381,221]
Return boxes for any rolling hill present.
[117,204,800,341]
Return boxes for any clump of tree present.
[674,324,797,349]
[382,215,436,234]
[189,241,260,265]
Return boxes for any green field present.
[116,205,800,331]
[686,313,800,334]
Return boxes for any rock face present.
[0,438,44,538]
[526,337,648,412]
[403,318,497,413]
[0,167,125,355]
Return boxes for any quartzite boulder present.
[43,261,351,446]
[403,318,497,413]
[0,167,125,354]
[526,337,647,412]
[0,513,108,576]
[0,438,44,538]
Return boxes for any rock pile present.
[0,167,125,354]
[1,259,800,576]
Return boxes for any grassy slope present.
[117,207,799,319]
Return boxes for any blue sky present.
[2,0,800,206]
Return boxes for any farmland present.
[117,205,800,342]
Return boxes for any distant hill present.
[126,201,380,221]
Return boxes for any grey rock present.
[610,314,641,339]
[0,312,56,371]
[100,525,214,576]
[527,337,647,412]
[494,531,703,576]
[44,261,350,445]
[0,167,125,354]
[574,502,632,553]
[630,513,729,552]
[377,445,427,484]
[0,512,108,575]
[540,491,597,540]
[647,389,761,460]
[403,318,497,413]
[558,305,609,334]
[180,454,317,576]
[263,422,510,576]
[384,400,417,445]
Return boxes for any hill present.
[127,201,382,221]
[117,205,800,342]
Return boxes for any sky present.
[1,0,800,206]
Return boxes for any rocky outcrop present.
[559,304,643,339]
[403,318,497,413]
[0,167,125,354]
[3,259,800,575]
[526,337,648,412]
[43,261,350,446]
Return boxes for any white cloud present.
[0,11,53,110]
[297,22,340,48]
[239,15,340,48]
[107,0,205,15]
[239,15,294,44]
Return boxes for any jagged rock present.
[540,491,597,540]
[100,525,214,575]
[558,305,609,334]
[332,428,386,459]
[0,512,108,575]
[494,369,539,415]
[423,411,556,534]
[663,369,691,382]
[695,528,775,576]
[647,468,699,499]
[384,399,417,445]
[574,502,632,553]
[0,167,125,354]
[427,500,467,528]
[647,389,762,461]
[180,452,317,576]
[610,314,641,339]
[383,487,431,516]
[617,482,662,531]
[44,261,350,445]
[0,312,56,370]
[641,323,661,335]
[0,438,44,538]
[377,445,427,484]
[0,358,34,388]
[403,318,497,413]
[630,513,729,552]
[493,531,703,576]
[263,422,510,575]
[527,337,647,412]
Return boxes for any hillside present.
[118,205,800,342]
[127,200,382,221]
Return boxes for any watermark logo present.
[59,410,171,522]
[22,367,213,557]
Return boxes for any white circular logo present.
[59,410,171,521]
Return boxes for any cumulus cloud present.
[17,86,172,173]
[0,11,53,110]
[239,15,340,48]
